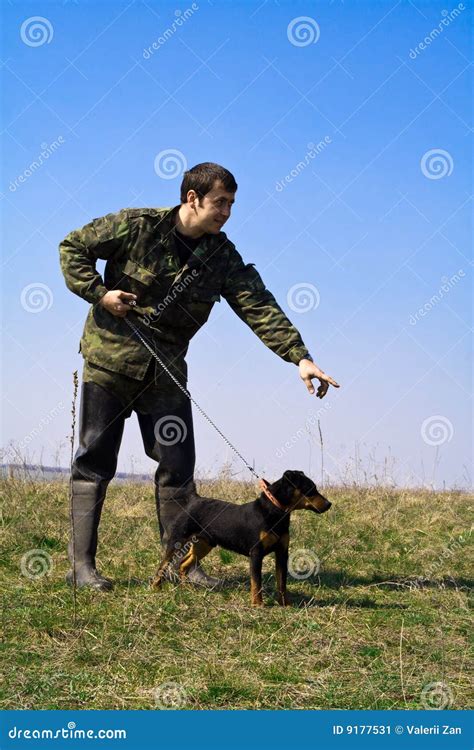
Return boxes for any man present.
[59,162,339,591]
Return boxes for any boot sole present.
[65,571,114,592]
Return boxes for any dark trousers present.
[71,358,196,539]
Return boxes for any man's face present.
[190,181,235,235]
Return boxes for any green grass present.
[1,475,472,710]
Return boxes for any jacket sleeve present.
[59,210,130,305]
[221,242,311,365]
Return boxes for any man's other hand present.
[298,359,340,398]
[100,290,137,317]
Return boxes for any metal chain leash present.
[124,315,261,482]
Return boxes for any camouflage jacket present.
[59,206,310,380]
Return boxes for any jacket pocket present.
[123,259,158,286]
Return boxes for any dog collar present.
[259,478,290,513]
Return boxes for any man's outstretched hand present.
[299,359,340,398]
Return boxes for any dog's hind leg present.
[178,538,213,580]
[150,549,175,589]
[151,516,191,588]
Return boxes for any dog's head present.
[269,470,331,514]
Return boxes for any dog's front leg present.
[275,534,289,606]
[249,550,264,607]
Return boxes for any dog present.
[151,470,331,606]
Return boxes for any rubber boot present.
[158,482,222,589]
[156,493,189,584]
[65,480,113,591]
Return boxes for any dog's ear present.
[283,469,306,484]
[268,476,292,505]
[271,471,302,504]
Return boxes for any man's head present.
[179,162,237,235]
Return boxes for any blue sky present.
[1,0,472,488]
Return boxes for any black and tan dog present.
[151,470,331,606]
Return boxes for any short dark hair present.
[180,162,237,203]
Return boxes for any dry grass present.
[0,475,472,710]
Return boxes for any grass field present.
[1,474,472,710]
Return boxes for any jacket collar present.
[159,205,215,281]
